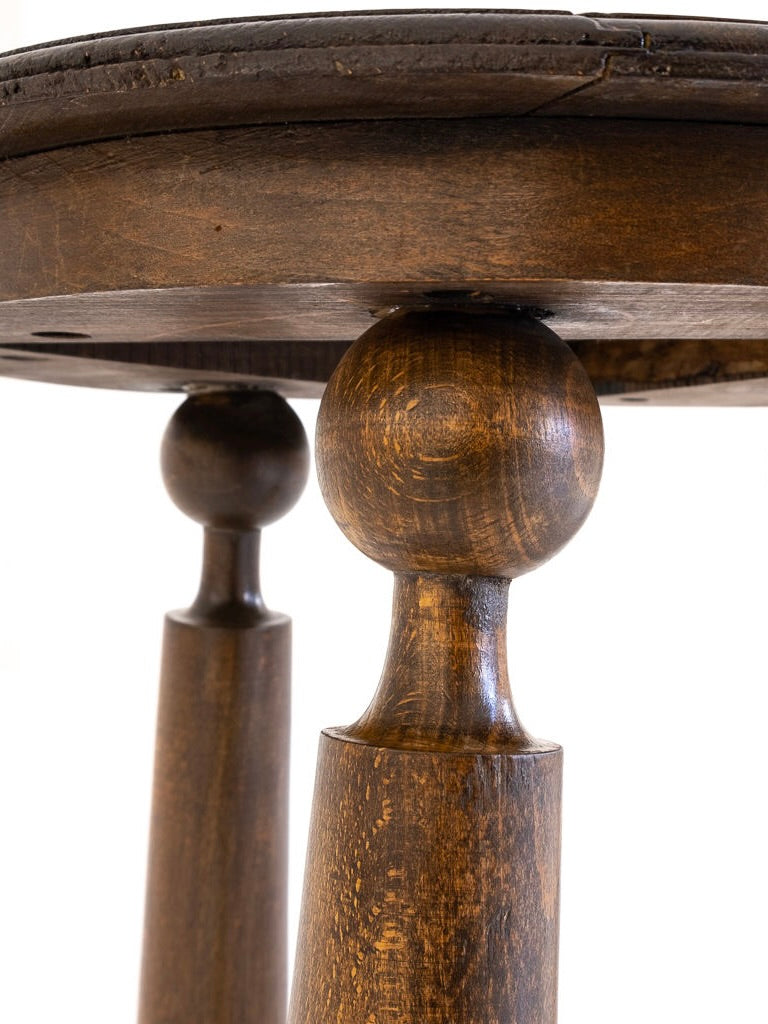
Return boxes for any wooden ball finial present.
[316,309,604,578]
[162,390,309,530]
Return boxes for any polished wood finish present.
[290,309,603,1023]
[140,390,308,1024]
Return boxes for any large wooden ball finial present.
[316,308,604,578]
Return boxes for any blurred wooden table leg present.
[138,391,308,1024]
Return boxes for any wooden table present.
[1,11,766,1023]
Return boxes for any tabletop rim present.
[4,9,768,76]
[2,9,768,161]
[3,9,768,64]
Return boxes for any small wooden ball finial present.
[316,309,604,579]
[161,390,309,530]
[144,390,306,1024]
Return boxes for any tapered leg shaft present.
[293,734,562,1023]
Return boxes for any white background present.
[1,3,767,1022]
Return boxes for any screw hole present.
[30,330,92,339]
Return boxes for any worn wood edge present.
[322,725,562,756]
[0,11,642,66]
[4,11,766,80]
[3,12,768,159]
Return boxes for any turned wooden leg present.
[289,309,604,1023]
[138,390,309,1024]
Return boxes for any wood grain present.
[316,309,604,579]
[346,574,536,754]
[2,119,768,311]
[2,12,768,406]
[571,338,768,399]
[290,735,563,1024]
[4,281,768,352]
[290,309,603,1022]
[139,391,308,1024]
[1,13,767,160]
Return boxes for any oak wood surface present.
[316,310,603,579]
[344,573,549,755]
[4,280,768,349]
[139,391,308,1024]
[4,310,768,405]
[290,309,603,1022]
[291,734,563,1024]
[1,115,767,403]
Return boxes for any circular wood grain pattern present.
[316,309,604,578]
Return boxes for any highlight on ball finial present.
[162,390,310,530]
[316,308,604,578]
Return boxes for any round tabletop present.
[1,10,768,403]
[2,11,768,158]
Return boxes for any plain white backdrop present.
[1,2,767,1022]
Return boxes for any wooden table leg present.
[138,390,308,1024]
[289,309,604,1023]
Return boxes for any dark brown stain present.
[139,390,309,1024]
[290,309,603,1022]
